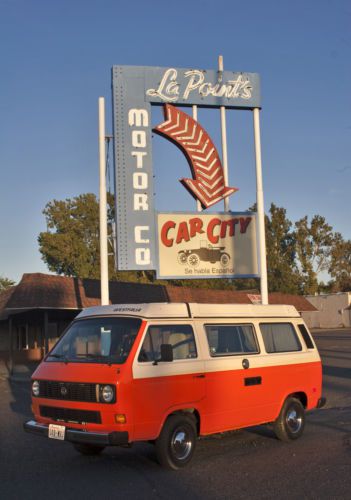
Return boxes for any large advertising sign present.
[111,65,261,279]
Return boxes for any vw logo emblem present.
[60,386,68,396]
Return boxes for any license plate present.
[48,424,66,440]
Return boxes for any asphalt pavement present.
[1,328,350,500]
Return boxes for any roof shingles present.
[0,273,317,317]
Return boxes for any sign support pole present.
[98,97,109,306]
[253,108,268,304]
[218,55,230,212]
[192,105,202,212]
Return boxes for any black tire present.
[72,443,105,455]
[155,414,197,470]
[273,397,305,442]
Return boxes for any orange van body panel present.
[199,360,322,435]
[31,361,132,436]
[32,357,322,442]
[31,321,148,440]
[130,360,321,439]
[132,372,206,440]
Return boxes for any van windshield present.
[47,317,141,364]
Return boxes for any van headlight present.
[32,380,40,397]
[100,385,115,403]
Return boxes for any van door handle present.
[244,376,262,386]
[193,374,206,379]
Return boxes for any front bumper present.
[23,420,129,446]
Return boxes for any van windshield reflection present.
[47,317,141,364]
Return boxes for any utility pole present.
[98,97,109,305]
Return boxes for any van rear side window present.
[260,323,302,353]
[138,325,197,362]
[205,324,259,356]
[298,324,315,349]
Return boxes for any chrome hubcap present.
[171,429,192,460]
[286,408,302,433]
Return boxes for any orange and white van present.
[24,303,325,469]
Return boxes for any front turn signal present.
[115,414,126,424]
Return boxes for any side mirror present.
[160,344,173,362]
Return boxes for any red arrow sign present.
[153,104,238,209]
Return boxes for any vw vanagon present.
[24,303,325,469]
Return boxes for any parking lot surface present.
[1,328,350,499]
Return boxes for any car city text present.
[161,216,252,247]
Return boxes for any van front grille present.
[40,405,101,424]
[39,380,97,403]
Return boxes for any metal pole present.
[218,55,230,212]
[192,104,197,121]
[192,105,202,212]
[253,108,268,305]
[9,316,13,374]
[99,97,109,305]
[44,311,49,355]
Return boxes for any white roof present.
[190,303,299,318]
[77,302,300,320]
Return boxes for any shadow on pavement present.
[8,379,32,418]
[323,365,351,379]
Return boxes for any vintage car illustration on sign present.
[177,241,230,267]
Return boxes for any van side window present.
[260,323,302,353]
[138,325,197,362]
[205,324,259,356]
[298,324,315,349]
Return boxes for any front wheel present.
[273,397,305,442]
[177,252,187,265]
[187,253,200,267]
[155,414,197,470]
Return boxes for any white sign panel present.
[157,212,258,279]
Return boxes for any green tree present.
[39,194,102,278]
[328,235,351,291]
[39,194,112,280]
[0,275,15,292]
[294,215,335,294]
[38,193,157,282]
[265,203,301,294]
[248,202,301,294]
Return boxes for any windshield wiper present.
[75,353,113,365]
[75,353,104,358]
[47,353,69,364]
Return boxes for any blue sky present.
[1,0,350,282]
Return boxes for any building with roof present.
[303,292,351,328]
[0,273,317,368]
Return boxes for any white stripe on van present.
[132,351,319,380]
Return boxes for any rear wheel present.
[73,443,105,455]
[155,414,197,470]
[220,253,230,266]
[273,397,305,442]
